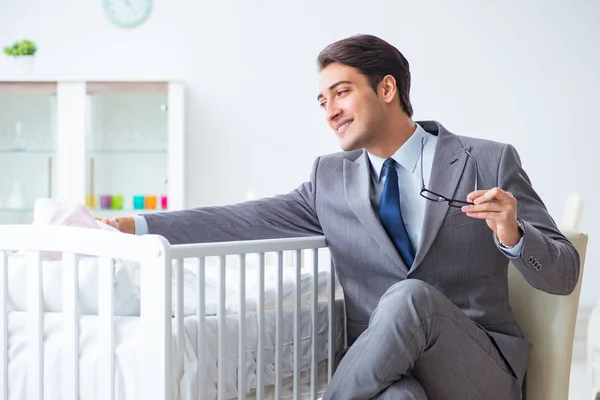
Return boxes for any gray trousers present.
[323,280,522,400]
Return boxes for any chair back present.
[508,231,588,400]
[560,193,583,232]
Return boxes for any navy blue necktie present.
[379,158,415,267]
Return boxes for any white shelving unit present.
[0,79,185,224]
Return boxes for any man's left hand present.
[463,188,522,246]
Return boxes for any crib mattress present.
[185,298,345,400]
[4,300,345,400]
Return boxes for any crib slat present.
[196,257,207,400]
[140,239,172,400]
[98,257,115,400]
[327,256,335,382]
[310,249,319,400]
[237,254,246,400]
[62,253,79,400]
[217,255,226,400]
[275,251,283,400]
[0,251,8,400]
[174,259,184,364]
[27,251,43,400]
[293,249,301,400]
[256,253,265,400]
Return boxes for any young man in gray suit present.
[103,35,579,399]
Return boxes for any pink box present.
[161,195,168,210]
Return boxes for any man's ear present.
[379,75,398,105]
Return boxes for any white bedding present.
[5,251,330,318]
[178,255,332,315]
[5,254,141,315]
[186,299,345,400]
[5,312,188,400]
[4,199,142,316]
[5,299,344,400]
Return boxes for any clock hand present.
[123,0,135,10]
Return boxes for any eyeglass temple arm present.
[464,148,478,191]
[421,139,479,192]
[420,137,426,188]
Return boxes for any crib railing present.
[0,226,173,400]
[0,226,341,400]
[170,235,337,400]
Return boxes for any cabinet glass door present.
[0,82,57,224]
[85,82,169,217]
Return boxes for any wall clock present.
[104,0,152,28]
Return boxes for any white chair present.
[508,231,588,400]
[560,193,583,232]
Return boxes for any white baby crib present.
[0,225,345,400]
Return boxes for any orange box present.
[144,195,157,209]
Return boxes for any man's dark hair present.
[317,34,413,117]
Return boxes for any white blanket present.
[5,312,197,400]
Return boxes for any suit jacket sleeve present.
[142,157,323,244]
[494,144,580,295]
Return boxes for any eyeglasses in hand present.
[418,137,479,208]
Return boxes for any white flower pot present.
[10,55,35,76]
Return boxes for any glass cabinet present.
[86,82,171,217]
[0,80,185,224]
[0,82,57,224]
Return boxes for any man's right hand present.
[96,217,136,235]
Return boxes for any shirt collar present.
[368,123,433,182]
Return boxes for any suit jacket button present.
[529,256,534,263]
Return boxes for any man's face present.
[318,62,387,152]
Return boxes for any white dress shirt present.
[367,123,523,258]
[367,123,435,251]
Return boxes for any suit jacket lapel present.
[343,151,408,273]
[411,122,471,271]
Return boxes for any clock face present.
[104,0,152,27]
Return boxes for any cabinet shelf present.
[89,149,167,155]
[92,208,168,217]
[0,149,54,154]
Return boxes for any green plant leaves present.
[3,40,37,56]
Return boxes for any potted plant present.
[3,39,37,75]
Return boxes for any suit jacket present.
[144,120,580,386]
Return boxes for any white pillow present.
[6,254,140,316]
[174,255,330,316]
[5,199,140,315]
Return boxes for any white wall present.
[1,0,598,307]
